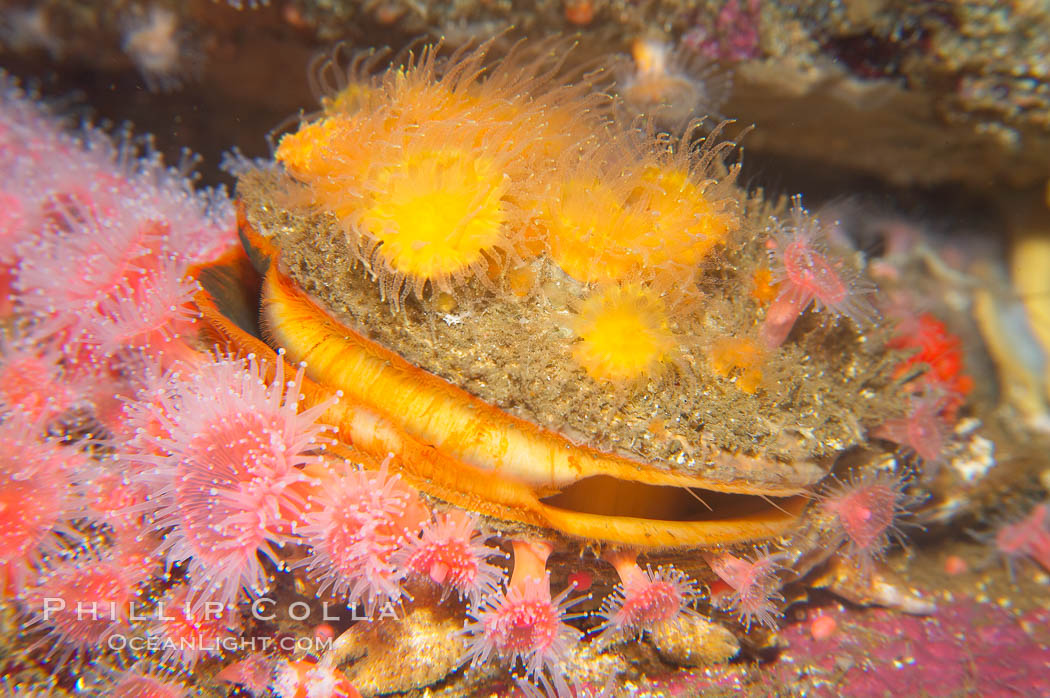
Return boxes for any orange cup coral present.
[539,129,736,285]
[276,39,738,305]
[275,39,607,305]
[571,283,676,382]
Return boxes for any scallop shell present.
[190,177,897,550]
[192,40,899,554]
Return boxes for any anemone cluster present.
[274,40,739,343]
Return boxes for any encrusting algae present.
[185,37,925,696]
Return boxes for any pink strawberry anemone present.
[820,470,915,574]
[593,549,701,646]
[127,354,336,607]
[704,548,785,630]
[0,417,85,595]
[392,508,505,605]
[761,197,876,348]
[461,540,587,697]
[295,457,428,608]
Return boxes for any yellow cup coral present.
[275,39,608,305]
[636,163,730,263]
[308,43,393,115]
[275,115,354,180]
[571,284,676,382]
[359,148,508,285]
[539,131,737,285]
[544,174,655,284]
[275,40,738,307]
[709,336,766,394]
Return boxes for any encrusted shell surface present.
[190,169,900,550]
[190,38,900,553]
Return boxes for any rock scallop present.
[192,39,899,552]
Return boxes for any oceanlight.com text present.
[105,634,334,654]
